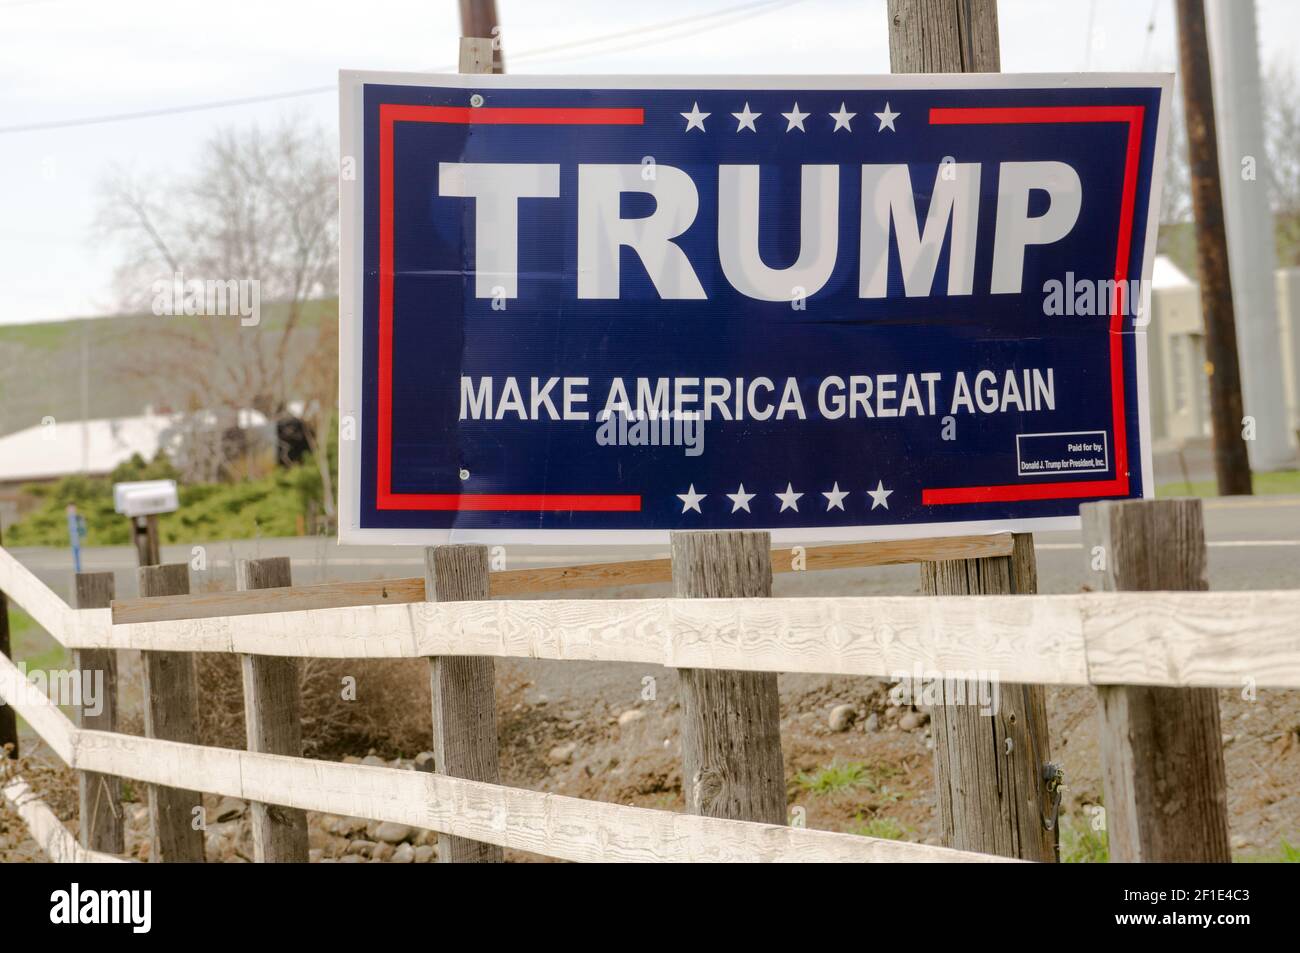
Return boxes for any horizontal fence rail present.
[4,548,1299,689]
[3,523,1298,866]
[108,534,1017,625]
[0,650,1003,864]
[1,776,129,864]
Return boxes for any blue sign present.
[339,73,1170,543]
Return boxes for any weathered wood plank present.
[1083,589,1300,687]
[138,563,206,863]
[2,777,131,864]
[81,591,1300,688]
[0,528,16,760]
[0,650,77,764]
[109,535,1016,622]
[426,544,502,863]
[73,572,124,856]
[0,660,1003,863]
[111,576,427,625]
[237,557,309,863]
[492,534,1015,596]
[1082,498,1231,863]
[0,544,75,643]
[3,658,1003,863]
[72,730,1011,863]
[673,531,785,824]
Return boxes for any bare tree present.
[1263,59,1300,265]
[97,115,338,457]
[1161,90,1193,226]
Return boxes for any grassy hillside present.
[0,299,338,438]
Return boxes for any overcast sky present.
[2,0,1298,325]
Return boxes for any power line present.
[0,0,793,135]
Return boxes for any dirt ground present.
[4,664,1297,862]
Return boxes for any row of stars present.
[680,101,900,134]
[676,481,894,514]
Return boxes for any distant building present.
[1147,257,1300,458]
[0,406,276,489]
[0,413,176,486]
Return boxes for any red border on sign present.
[376,104,644,512]
[921,104,1145,505]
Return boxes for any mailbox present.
[113,479,179,518]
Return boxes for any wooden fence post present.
[1081,498,1231,861]
[138,563,205,863]
[671,531,785,824]
[889,0,1055,865]
[0,525,16,760]
[424,544,502,863]
[920,534,1058,861]
[73,571,124,854]
[236,557,309,862]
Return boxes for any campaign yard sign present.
[338,72,1171,544]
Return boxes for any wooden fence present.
[1,498,1296,863]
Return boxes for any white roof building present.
[0,408,274,484]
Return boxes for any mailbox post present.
[112,480,179,569]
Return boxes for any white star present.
[867,480,894,510]
[680,102,710,132]
[829,102,856,132]
[775,483,804,512]
[822,482,849,511]
[781,102,810,132]
[677,484,706,513]
[727,483,756,513]
[732,102,761,132]
[874,102,901,132]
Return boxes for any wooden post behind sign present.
[412,37,508,866]
[1081,498,1231,861]
[459,0,503,72]
[0,526,16,760]
[424,544,502,863]
[132,514,161,567]
[74,571,124,855]
[887,0,1000,71]
[671,531,786,824]
[920,535,1057,861]
[236,557,309,863]
[138,563,205,862]
[890,0,1056,864]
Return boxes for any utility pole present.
[459,0,504,73]
[1175,0,1254,495]
[1204,0,1296,471]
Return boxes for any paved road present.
[10,496,1297,709]
[12,495,1300,601]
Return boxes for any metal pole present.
[1204,0,1296,470]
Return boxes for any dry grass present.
[196,654,432,759]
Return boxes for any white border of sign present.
[338,70,1172,545]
